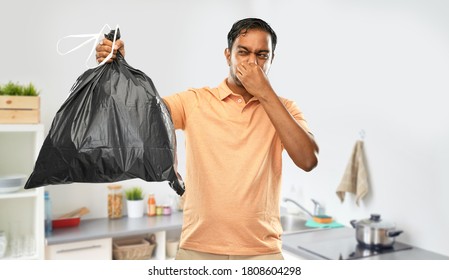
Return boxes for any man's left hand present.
[236,62,273,98]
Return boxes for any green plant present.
[22,83,40,96]
[124,187,144,201]
[0,81,40,96]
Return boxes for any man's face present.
[226,29,274,88]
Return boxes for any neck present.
[226,77,253,103]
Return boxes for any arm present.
[260,91,319,171]
[237,62,319,171]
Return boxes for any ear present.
[224,48,231,66]
[271,52,275,63]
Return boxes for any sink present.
[280,214,324,234]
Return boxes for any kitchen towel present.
[336,140,370,206]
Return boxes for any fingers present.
[238,61,258,71]
[96,55,115,64]
[236,62,257,75]
[114,39,125,51]
[95,39,125,63]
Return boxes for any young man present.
[96,18,319,260]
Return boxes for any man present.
[96,18,319,260]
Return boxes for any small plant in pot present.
[125,187,144,218]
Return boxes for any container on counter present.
[156,205,163,216]
[163,205,172,216]
[169,195,183,212]
[147,194,156,216]
[107,185,123,219]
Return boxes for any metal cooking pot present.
[350,214,403,249]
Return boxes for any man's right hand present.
[95,39,125,64]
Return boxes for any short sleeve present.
[163,90,199,130]
[282,98,311,133]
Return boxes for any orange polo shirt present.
[163,79,310,255]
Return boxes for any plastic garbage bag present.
[24,29,185,196]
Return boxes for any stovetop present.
[297,236,413,260]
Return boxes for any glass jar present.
[162,205,172,216]
[156,205,163,216]
[107,185,123,219]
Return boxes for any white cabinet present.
[44,215,183,260]
[45,238,112,260]
[282,249,307,260]
[0,124,45,260]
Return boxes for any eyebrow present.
[236,45,270,53]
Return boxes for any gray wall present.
[1,0,448,256]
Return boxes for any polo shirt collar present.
[216,79,259,103]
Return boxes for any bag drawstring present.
[56,24,120,69]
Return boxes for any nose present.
[247,53,258,65]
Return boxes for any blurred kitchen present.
[0,0,448,260]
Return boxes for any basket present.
[113,238,156,260]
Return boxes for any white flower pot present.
[127,200,144,218]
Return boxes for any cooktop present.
[297,236,413,260]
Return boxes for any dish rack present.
[113,235,156,260]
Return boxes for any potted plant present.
[124,187,144,218]
[0,81,40,124]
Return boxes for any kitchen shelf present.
[0,189,39,200]
[0,124,45,260]
[0,124,44,132]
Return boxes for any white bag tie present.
[56,24,120,68]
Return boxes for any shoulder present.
[278,96,301,112]
[163,86,218,106]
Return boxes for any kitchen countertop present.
[282,227,449,260]
[47,212,449,260]
[46,211,183,246]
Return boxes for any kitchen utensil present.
[0,174,26,193]
[350,214,403,249]
[52,207,90,229]
[57,207,90,219]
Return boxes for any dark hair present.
[227,18,277,52]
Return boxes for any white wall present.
[1,0,448,256]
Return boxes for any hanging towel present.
[336,140,369,206]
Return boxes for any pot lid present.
[356,214,396,229]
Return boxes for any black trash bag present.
[24,29,185,196]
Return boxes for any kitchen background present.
[1,0,448,257]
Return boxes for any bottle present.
[147,194,156,216]
[44,191,52,235]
